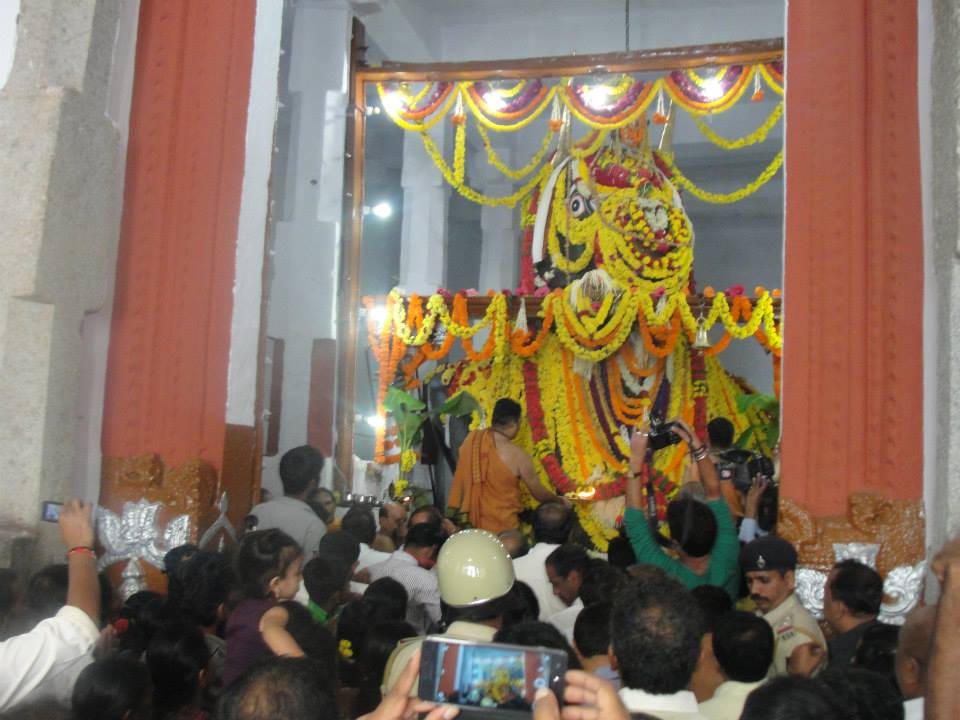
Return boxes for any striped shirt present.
[367,550,441,633]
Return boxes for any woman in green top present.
[623,419,740,600]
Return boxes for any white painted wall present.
[0,0,18,92]
[226,0,284,428]
[917,0,938,563]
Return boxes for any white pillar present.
[471,142,520,292]
[399,128,449,294]
[264,0,352,491]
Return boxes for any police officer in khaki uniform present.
[740,536,826,677]
[382,529,516,693]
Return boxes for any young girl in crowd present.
[222,529,305,686]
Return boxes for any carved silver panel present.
[97,498,191,571]
[119,557,147,600]
[879,561,927,625]
[198,492,238,550]
[795,567,829,619]
[833,542,880,569]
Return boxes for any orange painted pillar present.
[102,1,256,472]
[781,0,923,516]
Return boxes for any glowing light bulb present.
[702,77,724,101]
[371,201,392,219]
[483,91,507,111]
[366,414,386,430]
[381,91,403,114]
[582,84,613,111]
[369,305,388,327]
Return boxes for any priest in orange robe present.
[448,398,568,533]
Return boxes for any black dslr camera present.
[648,417,683,451]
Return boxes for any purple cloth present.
[222,598,277,687]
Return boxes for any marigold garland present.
[662,149,784,204]
[692,101,784,150]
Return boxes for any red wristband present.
[66,546,96,560]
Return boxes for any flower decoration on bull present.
[523,123,693,297]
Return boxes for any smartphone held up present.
[418,636,567,716]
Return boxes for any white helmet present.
[436,529,515,607]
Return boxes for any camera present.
[648,417,682,451]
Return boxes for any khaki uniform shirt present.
[762,592,826,676]
[382,621,497,695]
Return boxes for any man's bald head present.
[498,529,528,559]
[896,604,937,699]
[533,502,573,545]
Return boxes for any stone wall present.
[0,1,126,565]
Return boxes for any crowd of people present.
[0,419,957,720]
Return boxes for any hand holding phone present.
[419,637,567,716]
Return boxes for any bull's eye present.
[567,191,594,219]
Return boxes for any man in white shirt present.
[512,502,573,621]
[612,574,709,719]
[367,522,446,634]
[895,604,934,720]
[341,506,390,571]
[699,611,773,720]
[249,445,326,557]
[0,500,101,713]
[544,544,588,640]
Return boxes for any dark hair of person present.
[666,498,717,558]
[611,575,705,693]
[162,545,197,609]
[404,521,446,550]
[25,563,68,619]
[500,581,540,629]
[492,398,522,427]
[853,622,900,687]
[116,591,173,656]
[707,417,735,449]
[818,667,904,720]
[302,556,349,607]
[278,445,324,496]
[281,601,338,672]
[546,544,590,579]
[408,505,444,527]
[236,529,302,600]
[216,656,338,720]
[494,621,582,671]
[341,506,378,546]
[168,550,236,628]
[579,559,626,607]
[72,655,151,720]
[361,578,408,621]
[574,602,612,659]
[532,502,573,544]
[690,584,734,633]
[353,620,418,714]
[830,560,884,617]
[307,487,337,524]
[606,533,637,569]
[712,611,774,682]
[147,622,211,718]
[740,676,844,720]
[316,531,360,567]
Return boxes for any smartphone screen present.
[418,637,567,715]
[41,501,62,523]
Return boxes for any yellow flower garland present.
[420,125,553,208]
[692,101,784,150]
[663,149,784,204]
[461,83,558,132]
[376,82,458,132]
[478,122,556,181]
